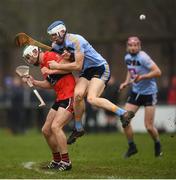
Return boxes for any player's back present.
[52,33,107,73]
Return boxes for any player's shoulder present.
[138,51,150,58]
[44,51,57,57]
[67,33,86,43]
[138,51,154,66]
[44,51,62,60]
[124,53,131,60]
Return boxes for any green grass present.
[0,129,175,179]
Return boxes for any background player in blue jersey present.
[47,20,135,144]
[119,36,162,158]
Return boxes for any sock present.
[115,108,127,116]
[52,152,61,162]
[128,140,135,146]
[75,121,83,131]
[61,153,70,163]
[153,137,160,143]
[154,140,160,144]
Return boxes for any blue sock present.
[115,108,127,116]
[75,121,83,131]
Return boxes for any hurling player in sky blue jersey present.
[119,36,163,158]
[47,20,135,144]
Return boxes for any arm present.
[22,76,52,89]
[41,66,72,75]
[32,79,52,89]
[41,50,74,75]
[119,71,132,91]
[49,51,84,71]
[123,71,131,84]
[135,63,161,82]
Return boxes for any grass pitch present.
[0,129,175,179]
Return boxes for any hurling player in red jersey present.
[22,45,75,171]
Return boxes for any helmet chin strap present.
[56,31,67,45]
[33,48,40,66]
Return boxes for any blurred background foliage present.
[0,0,176,85]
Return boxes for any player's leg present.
[144,106,162,157]
[41,109,61,168]
[74,77,88,130]
[123,103,139,158]
[87,64,134,127]
[67,77,89,145]
[51,106,73,171]
[86,69,134,128]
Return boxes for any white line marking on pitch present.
[22,161,54,175]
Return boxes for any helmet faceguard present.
[47,20,67,44]
[126,36,141,54]
[23,45,40,66]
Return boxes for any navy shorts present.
[127,91,157,106]
[80,64,111,85]
[52,98,74,113]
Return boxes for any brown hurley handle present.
[15,32,52,51]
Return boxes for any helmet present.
[23,45,39,58]
[47,20,66,36]
[23,45,40,65]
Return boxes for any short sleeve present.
[140,52,155,69]
[69,35,86,53]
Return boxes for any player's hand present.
[133,74,142,83]
[119,82,128,91]
[41,67,50,75]
[48,60,60,69]
[22,76,28,83]
[22,75,34,84]
[27,75,35,84]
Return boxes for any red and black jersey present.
[40,51,75,101]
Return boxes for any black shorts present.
[127,91,157,106]
[51,98,73,113]
[80,64,111,85]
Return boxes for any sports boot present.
[57,161,72,171]
[155,142,163,157]
[67,129,85,145]
[120,111,135,128]
[124,143,138,158]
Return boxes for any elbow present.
[157,69,162,77]
[77,67,82,71]
[155,69,161,77]
[75,64,82,71]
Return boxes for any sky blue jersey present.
[124,51,158,95]
[52,33,107,73]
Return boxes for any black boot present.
[67,129,85,145]
[124,143,138,158]
[155,142,163,157]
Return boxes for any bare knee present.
[42,126,51,138]
[74,91,85,102]
[51,123,62,134]
[87,95,96,106]
[145,124,154,133]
